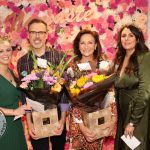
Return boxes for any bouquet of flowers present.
[19,51,76,108]
[65,65,116,112]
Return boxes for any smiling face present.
[79,33,97,58]
[0,40,12,66]
[28,22,48,51]
[121,27,137,54]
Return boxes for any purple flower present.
[36,72,43,78]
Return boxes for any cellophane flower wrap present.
[19,51,76,108]
[65,64,116,113]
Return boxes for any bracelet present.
[129,122,134,127]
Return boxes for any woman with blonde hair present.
[0,36,31,150]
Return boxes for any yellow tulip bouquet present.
[65,66,116,112]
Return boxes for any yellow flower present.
[58,78,65,85]
[92,75,106,83]
[46,65,51,73]
[51,83,62,93]
[70,88,80,96]
[53,71,60,77]
[77,76,88,87]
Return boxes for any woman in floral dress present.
[67,30,116,150]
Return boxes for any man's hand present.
[54,111,66,135]
[26,113,39,140]
[54,119,65,135]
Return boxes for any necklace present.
[0,69,14,83]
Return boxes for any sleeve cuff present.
[59,103,70,112]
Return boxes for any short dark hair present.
[28,18,47,31]
[73,29,102,61]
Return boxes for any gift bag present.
[83,107,112,139]
[32,108,58,139]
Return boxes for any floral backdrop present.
[0,1,148,149]
[0,0,148,71]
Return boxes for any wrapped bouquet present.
[65,64,116,113]
[19,51,76,108]
[66,62,116,139]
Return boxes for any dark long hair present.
[116,24,149,74]
[73,29,102,61]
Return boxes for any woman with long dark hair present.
[114,24,150,150]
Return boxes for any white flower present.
[67,67,74,78]
[0,6,12,21]
[99,60,112,72]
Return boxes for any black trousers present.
[31,129,66,150]
[30,107,66,150]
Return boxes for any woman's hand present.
[79,123,98,142]
[13,104,31,116]
[124,123,135,138]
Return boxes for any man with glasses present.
[17,18,68,150]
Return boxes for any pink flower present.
[39,4,48,11]
[107,15,114,23]
[11,6,21,14]
[86,72,97,78]
[21,74,39,82]
[108,23,115,30]
[20,28,28,39]
[5,26,10,33]
[118,12,124,19]
[51,4,60,14]
[128,6,136,15]
[20,82,28,89]
[99,28,105,35]
[83,82,93,89]
[24,6,32,13]
[110,3,118,9]
[47,34,58,45]
[82,0,88,5]
[97,6,105,12]
[135,0,147,7]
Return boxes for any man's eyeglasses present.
[29,31,47,36]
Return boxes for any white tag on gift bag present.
[37,58,47,68]
[77,62,91,71]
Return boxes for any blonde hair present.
[0,36,11,46]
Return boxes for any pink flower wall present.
[0,0,148,71]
